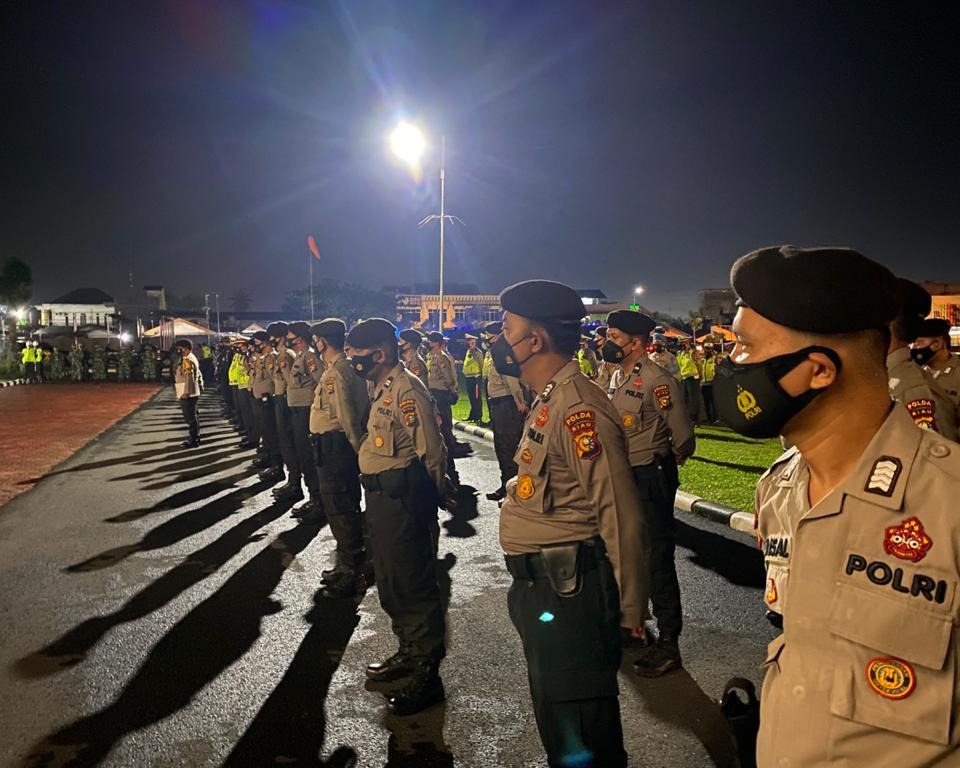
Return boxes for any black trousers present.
[429,388,457,479]
[631,453,683,639]
[506,547,626,768]
[256,394,282,466]
[273,395,300,481]
[465,376,482,421]
[240,390,258,443]
[682,377,705,424]
[179,396,200,442]
[316,432,364,570]
[221,379,234,416]
[363,464,445,661]
[701,384,716,423]
[489,395,523,487]
[289,406,320,498]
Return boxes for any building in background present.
[38,288,116,329]
[698,288,737,328]
[921,281,960,345]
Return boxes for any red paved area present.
[0,383,160,509]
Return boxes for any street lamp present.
[389,121,462,333]
[634,285,645,296]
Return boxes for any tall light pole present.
[390,121,463,332]
[214,293,221,335]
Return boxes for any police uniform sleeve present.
[333,365,370,453]
[507,375,524,409]
[399,381,448,495]
[560,396,650,628]
[899,381,957,440]
[652,373,696,460]
[445,353,458,393]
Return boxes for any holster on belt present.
[538,541,582,597]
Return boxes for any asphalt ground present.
[0,387,775,768]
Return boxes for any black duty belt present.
[360,463,416,493]
[488,394,514,404]
[504,539,604,581]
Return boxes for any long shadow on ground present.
[675,520,765,589]
[21,518,325,768]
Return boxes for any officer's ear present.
[804,351,840,391]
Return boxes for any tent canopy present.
[144,318,217,338]
[697,325,736,343]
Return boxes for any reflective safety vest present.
[228,354,242,385]
[677,350,699,380]
[202,345,213,359]
[21,347,32,364]
[235,358,251,387]
[463,348,483,376]
[701,356,716,384]
[482,350,493,378]
[578,348,597,377]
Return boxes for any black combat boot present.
[634,636,682,677]
[320,570,367,599]
[386,659,445,715]
[366,647,415,682]
[485,486,506,501]
[258,465,285,484]
[272,481,304,502]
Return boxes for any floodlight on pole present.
[390,121,426,167]
[634,285,645,296]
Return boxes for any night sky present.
[3,1,959,315]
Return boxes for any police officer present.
[887,280,958,441]
[482,320,528,501]
[462,334,484,422]
[913,317,960,408]
[251,331,284,481]
[699,341,718,423]
[238,339,260,450]
[593,326,613,390]
[308,318,372,598]
[494,280,650,768]
[577,333,598,378]
[284,322,324,517]
[348,317,451,716]
[398,328,428,381]
[267,322,304,501]
[426,330,460,483]
[21,343,34,381]
[603,309,696,675]
[713,245,960,767]
[649,332,681,379]
[676,339,705,423]
[173,338,202,448]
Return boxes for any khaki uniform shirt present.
[927,352,960,408]
[595,362,612,391]
[609,358,696,466]
[174,353,202,398]
[358,362,448,495]
[486,357,524,407]
[427,349,457,393]
[499,361,650,628]
[286,348,323,407]
[251,351,277,398]
[273,347,294,396]
[887,347,958,442]
[649,349,681,379]
[403,351,428,383]
[755,406,960,767]
[244,353,255,392]
[308,354,370,452]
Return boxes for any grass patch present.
[679,425,785,512]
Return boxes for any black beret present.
[484,321,503,335]
[174,338,193,351]
[896,279,932,319]
[920,318,951,338]
[594,326,608,338]
[346,318,397,349]
[310,318,346,342]
[287,321,312,341]
[399,329,423,345]
[266,322,289,338]
[731,245,898,333]
[252,331,270,342]
[606,310,656,336]
[499,280,585,324]
[426,331,446,343]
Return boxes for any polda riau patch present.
[866,657,915,700]
[565,409,602,460]
[399,398,417,427]
[864,456,902,497]
[905,398,938,431]
[653,383,672,409]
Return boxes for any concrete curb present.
[453,419,494,442]
[0,379,30,388]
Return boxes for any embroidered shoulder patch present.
[516,474,536,500]
[622,413,636,428]
[565,409,602,460]
[653,383,672,409]
[324,375,335,394]
[520,447,533,464]
[884,517,932,563]
[307,358,318,373]
[905,398,937,431]
[399,397,418,427]
[865,456,902,497]
[866,657,915,700]
[534,405,549,428]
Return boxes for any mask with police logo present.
[713,346,841,438]
[601,339,626,363]
[348,350,380,380]
[910,345,936,367]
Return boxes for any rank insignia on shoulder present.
[516,474,536,500]
[866,657,915,700]
[905,398,938,431]
[565,409,602,460]
[653,383,672,409]
[534,405,549,428]
[865,456,902,497]
[622,413,636,428]
[884,517,932,563]
[520,447,533,464]
[540,381,556,402]
[399,398,417,427]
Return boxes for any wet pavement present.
[0,388,775,767]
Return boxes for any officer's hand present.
[675,454,687,467]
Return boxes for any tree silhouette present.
[0,257,32,361]
[229,289,253,313]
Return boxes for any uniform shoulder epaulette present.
[917,432,960,481]
[758,446,801,484]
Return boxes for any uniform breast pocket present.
[508,446,548,513]
[368,422,395,457]
[827,580,956,745]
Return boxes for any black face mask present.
[601,339,626,363]
[348,351,380,380]
[713,346,841,439]
[910,346,936,366]
[490,333,532,378]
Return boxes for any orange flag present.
[307,235,321,260]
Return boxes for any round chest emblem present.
[866,657,915,700]
[623,413,636,428]
[516,474,536,500]
[373,435,384,449]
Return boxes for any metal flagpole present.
[309,249,315,322]
[438,135,445,333]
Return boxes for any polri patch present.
[866,657,915,700]
[565,409,602,460]
[534,405,550,428]
[632,377,643,389]
[865,456,902,497]
[653,383,672,409]
[884,517,932,563]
